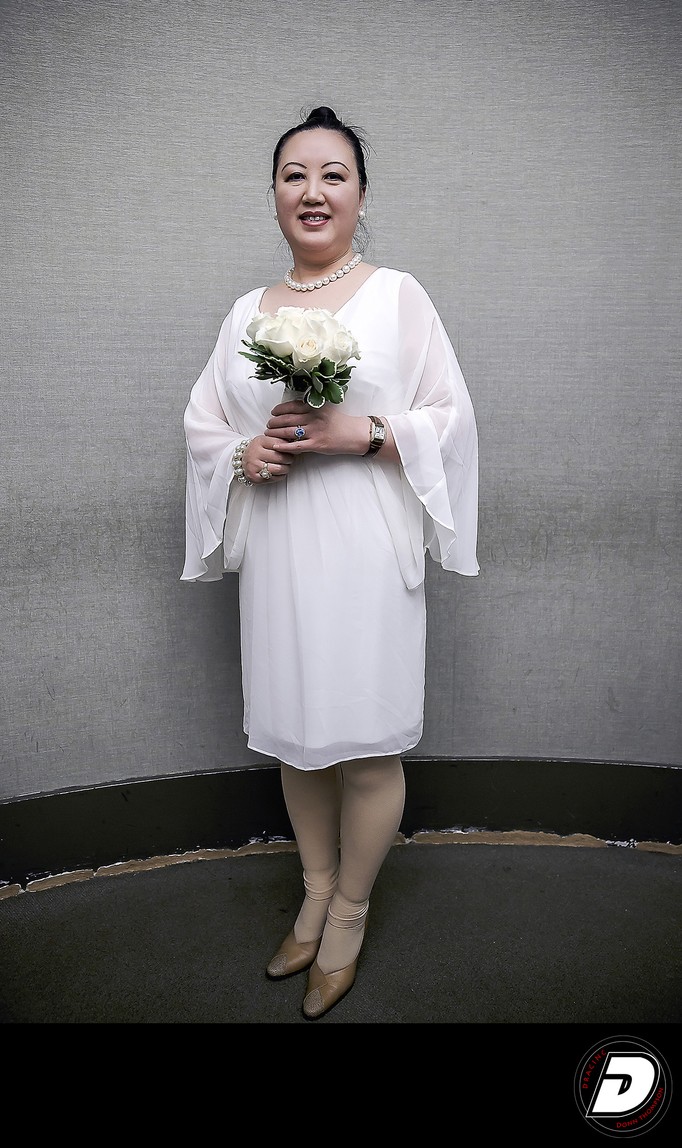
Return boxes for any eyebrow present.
[282,160,351,172]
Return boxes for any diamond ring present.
[294,425,306,440]
[259,464,271,480]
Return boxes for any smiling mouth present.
[299,213,329,223]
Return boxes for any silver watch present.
[366,415,386,454]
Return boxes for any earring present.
[358,209,366,220]
[274,213,278,221]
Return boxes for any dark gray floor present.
[1,840,680,1028]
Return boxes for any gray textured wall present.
[1,0,680,801]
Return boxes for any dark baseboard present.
[1,758,680,889]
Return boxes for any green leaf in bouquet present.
[239,349,268,364]
[240,341,290,372]
[258,362,285,380]
[324,380,346,404]
[306,389,326,408]
[317,358,337,378]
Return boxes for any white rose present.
[324,325,360,365]
[244,312,265,340]
[291,333,324,370]
[289,310,336,370]
[246,309,307,357]
[301,312,340,359]
[303,308,335,324]
[275,306,314,322]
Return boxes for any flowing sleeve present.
[181,307,253,583]
[382,273,479,581]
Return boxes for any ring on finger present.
[259,464,271,480]
[294,425,306,440]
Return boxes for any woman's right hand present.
[241,434,293,485]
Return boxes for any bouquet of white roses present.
[239,306,361,407]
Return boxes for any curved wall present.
[1,0,680,805]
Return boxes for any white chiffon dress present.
[182,267,479,770]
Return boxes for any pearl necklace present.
[285,252,362,292]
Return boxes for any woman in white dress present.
[182,106,479,1018]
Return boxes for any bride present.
[182,104,479,1019]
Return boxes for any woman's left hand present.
[266,399,369,457]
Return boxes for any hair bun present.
[305,106,342,129]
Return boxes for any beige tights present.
[280,762,341,945]
[280,754,405,975]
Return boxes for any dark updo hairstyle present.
[271,105,370,194]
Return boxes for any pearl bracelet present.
[232,439,253,486]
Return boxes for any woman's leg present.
[316,753,405,974]
[278,761,342,943]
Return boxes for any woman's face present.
[274,128,365,263]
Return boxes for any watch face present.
[369,423,386,451]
